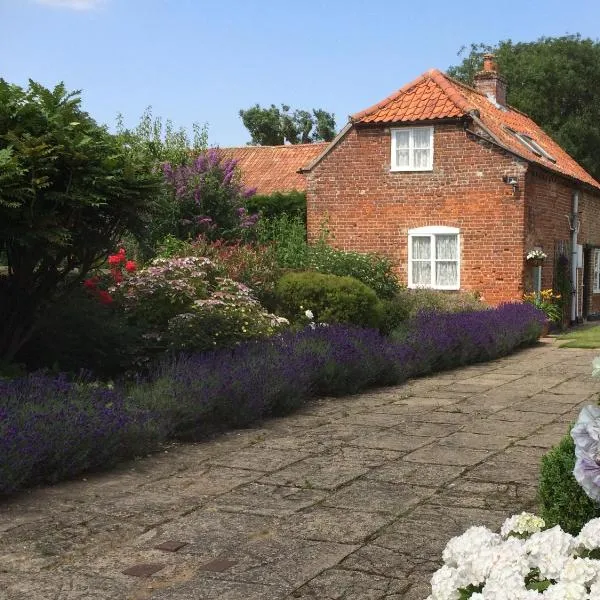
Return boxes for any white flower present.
[541,581,587,600]
[430,565,463,600]
[576,518,600,550]
[500,512,545,538]
[559,556,599,584]
[526,249,547,260]
[571,407,600,502]
[442,526,502,568]
[589,581,600,600]
[524,526,575,579]
[304,309,314,320]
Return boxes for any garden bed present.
[0,303,544,496]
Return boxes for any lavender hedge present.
[0,303,544,495]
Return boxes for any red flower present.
[118,248,126,256]
[111,268,123,283]
[83,277,98,290]
[108,254,122,265]
[97,291,113,305]
[125,260,137,273]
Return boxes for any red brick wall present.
[306,123,528,305]
[525,168,600,315]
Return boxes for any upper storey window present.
[391,126,434,171]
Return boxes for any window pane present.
[413,149,430,169]
[395,130,410,149]
[413,261,431,285]
[396,149,410,168]
[436,261,458,286]
[412,128,431,148]
[436,234,458,260]
[412,236,431,260]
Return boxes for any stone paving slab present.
[1,339,598,599]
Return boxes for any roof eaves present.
[298,122,353,173]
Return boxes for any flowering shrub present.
[83,247,138,305]
[113,256,286,356]
[0,373,161,494]
[540,356,600,534]
[162,148,257,241]
[2,303,543,494]
[167,278,288,353]
[524,289,562,324]
[426,513,600,600]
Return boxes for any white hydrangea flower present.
[524,525,575,579]
[559,556,599,584]
[442,526,502,568]
[480,567,528,600]
[304,309,314,320]
[430,565,463,600]
[541,581,587,600]
[500,512,545,538]
[577,517,600,550]
[588,581,600,600]
[593,355,600,378]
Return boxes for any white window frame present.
[408,226,460,290]
[390,126,434,172]
[594,249,600,293]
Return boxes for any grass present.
[558,324,600,348]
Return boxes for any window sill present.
[408,284,460,291]
[390,167,433,173]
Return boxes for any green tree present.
[447,35,600,180]
[115,106,208,167]
[239,104,336,145]
[0,79,162,363]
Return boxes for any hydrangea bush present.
[426,513,600,600]
[112,256,287,356]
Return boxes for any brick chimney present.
[473,53,507,107]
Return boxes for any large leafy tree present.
[0,79,162,363]
[239,104,336,145]
[447,35,600,180]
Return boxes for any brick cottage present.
[300,55,600,319]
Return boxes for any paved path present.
[2,340,600,600]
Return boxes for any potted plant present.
[526,248,547,267]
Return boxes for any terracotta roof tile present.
[219,143,327,194]
[350,69,600,190]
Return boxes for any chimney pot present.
[474,53,507,107]
[483,53,496,72]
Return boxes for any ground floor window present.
[594,248,600,293]
[408,226,460,290]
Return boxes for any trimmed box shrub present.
[274,271,380,327]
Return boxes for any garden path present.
[2,339,600,600]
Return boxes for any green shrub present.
[539,433,600,534]
[16,288,143,377]
[245,190,306,221]
[256,214,309,267]
[275,271,380,328]
[377,298,412,334]
[257,215,400,299]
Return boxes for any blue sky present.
[1,0,598,147]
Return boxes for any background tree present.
[0,79,162,363]
[239,104,336,145]
[447,35,600,180]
